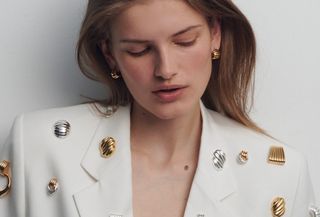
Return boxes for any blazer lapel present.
[73,106,133,217]
[73,102,243,217]
[183,103,241,217]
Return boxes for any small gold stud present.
[238,150,248,164]
[0,160,11,197]
[271,197,286,217]
[211,49,221,60]
[48,177,59,194]
[268,146,285,165]
[100,137,116,158]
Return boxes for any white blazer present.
[0,102,316,217]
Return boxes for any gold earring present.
[211,49,221,60]
[110,68,120,79]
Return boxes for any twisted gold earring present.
[110,68,120,79]
[211,49,221,60]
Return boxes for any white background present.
[0,0,319,202]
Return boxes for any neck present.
[130,102,202,165]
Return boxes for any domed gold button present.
[47,177,59,194]
[238,150,248,164]
[100,137,116,158]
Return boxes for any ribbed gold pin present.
[271,197,286,217]
[100,137,116,158]
[268,146,285,165]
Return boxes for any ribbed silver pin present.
[54,120,71,138]
[212,149,226,170]
[310,205,320,217]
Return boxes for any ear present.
[210,19,221,51]
[100,40,117,69]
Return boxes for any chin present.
[147,100,198,121]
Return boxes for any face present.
[104,0,221,120]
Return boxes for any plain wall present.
[1,0,319,201]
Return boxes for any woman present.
[0,0,318,217]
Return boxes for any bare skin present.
[131,101,202,217]
[102,0,221,216]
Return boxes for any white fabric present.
[0,102,315,217]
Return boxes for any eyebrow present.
[119,25,203,44]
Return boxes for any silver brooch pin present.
[212,149,226,170]
[309,205,320,217]
[54,120,71,138]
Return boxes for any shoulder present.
[204,108,316,217]
[5,103,121,159]
[205,107,304,166]
[13,103,116,137]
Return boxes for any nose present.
[154,47,177,80]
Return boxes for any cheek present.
[182,43,212,77]
[116,54,154,88]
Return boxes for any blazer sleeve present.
[290,154,316,217]
[0,115,26,217]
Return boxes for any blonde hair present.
[77,0,264,133]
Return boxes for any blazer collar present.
[74,105,133,217]
[73,102,239,217]
[184,102,239,217]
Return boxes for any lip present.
[152,85,187,103]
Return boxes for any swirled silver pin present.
[212,149,226,170]
[310,205,320,217]
[54,120,71,138]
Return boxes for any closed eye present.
[175,39,197,47]
[127,47,151,57]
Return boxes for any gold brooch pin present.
[0,160,12,197]
[238,150,248,164]
[48,177,59,194]
[100,137,116,158]
[268,146,285,165]
[271,197,286,217]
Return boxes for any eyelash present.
[126,39,197,57]
[127,47,151,57]
[175,39,197,47]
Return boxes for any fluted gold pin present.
[268,146,285,165]
[238,150,248,164]
[271,197,286,217]
[100,137,116,158]
[0,160,12,197]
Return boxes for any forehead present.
[110,0,207,39]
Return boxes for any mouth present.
[152,85,187,102]
[152,85,187,93]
